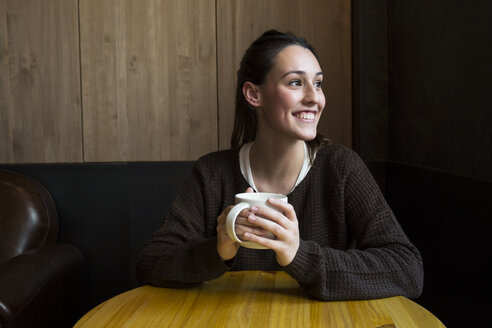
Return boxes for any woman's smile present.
[292,111,317,122]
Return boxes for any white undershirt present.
[239,141,314,194]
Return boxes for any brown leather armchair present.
[0,170,85,328]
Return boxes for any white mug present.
[226,192,288,249]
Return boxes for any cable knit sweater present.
[136,145,423,300]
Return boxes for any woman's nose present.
[303,84,318,104]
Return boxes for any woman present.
[137,30,423,300]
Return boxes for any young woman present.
[137,30,423,300]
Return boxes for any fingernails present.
[251,206,258,212]
[248,214,256,222]
[269,197,276,203]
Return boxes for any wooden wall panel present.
[80,0,217,162]
[217,0,352,149]
[0,0,82,163]
[1,0,350,163]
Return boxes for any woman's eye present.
[314,80,323,88]
[289,80,302,86]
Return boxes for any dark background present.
[353,0,491,326]
[1,1,491,326]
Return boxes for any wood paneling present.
[1,0,351,163]
[0,0,82,163]
[80,0,217,162]
[217,0,352,149]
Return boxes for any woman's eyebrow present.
[281,70,323,78]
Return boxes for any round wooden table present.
[74,271,445,327]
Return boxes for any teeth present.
[295,112,315,120]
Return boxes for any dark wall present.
[354,0,492,326]
[386,2,492,325]
[386,162,491,327]
[352,0,389,190]
[353,0,492,180]
[387,0,492,181]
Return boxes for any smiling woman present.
[137,30,424,302]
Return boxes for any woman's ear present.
[242,82,262,108]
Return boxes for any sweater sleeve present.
[284,149,424,300]
[136,164,230,288]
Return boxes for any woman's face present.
[256,45,325,142]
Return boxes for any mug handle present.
[225,202,268,249]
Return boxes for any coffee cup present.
[226,192,288,249]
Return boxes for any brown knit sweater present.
[136,145,423,300]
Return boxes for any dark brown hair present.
[230,30,330,161]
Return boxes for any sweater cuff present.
[284,239,319,283]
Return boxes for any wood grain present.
[1,0,350,163]
[79,0,217,161]
[216,0,352,150]
[74,271,446,328]
[0,0,82,163]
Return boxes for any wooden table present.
[74,271,445,327]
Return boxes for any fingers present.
[242,231,279,249]
[245,187,254,193]
[234,215,270,240]
[248,201,297,230]
[246,212,286,240]
[266,197,297,221]
[235,213,257,226]
[235,225,269,240]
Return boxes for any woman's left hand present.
[243,197,300,267]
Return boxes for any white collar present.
[239,141,314,194]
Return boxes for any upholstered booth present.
[0,170,85,328]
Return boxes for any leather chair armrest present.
[0,243,84,327]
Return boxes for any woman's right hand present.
[216,205,239,261]
[216,187,260,261]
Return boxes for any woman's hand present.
[216,187,257,261]
[216,205,238,261]
[242,197,300,266]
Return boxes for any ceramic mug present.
[226,192,288,249]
